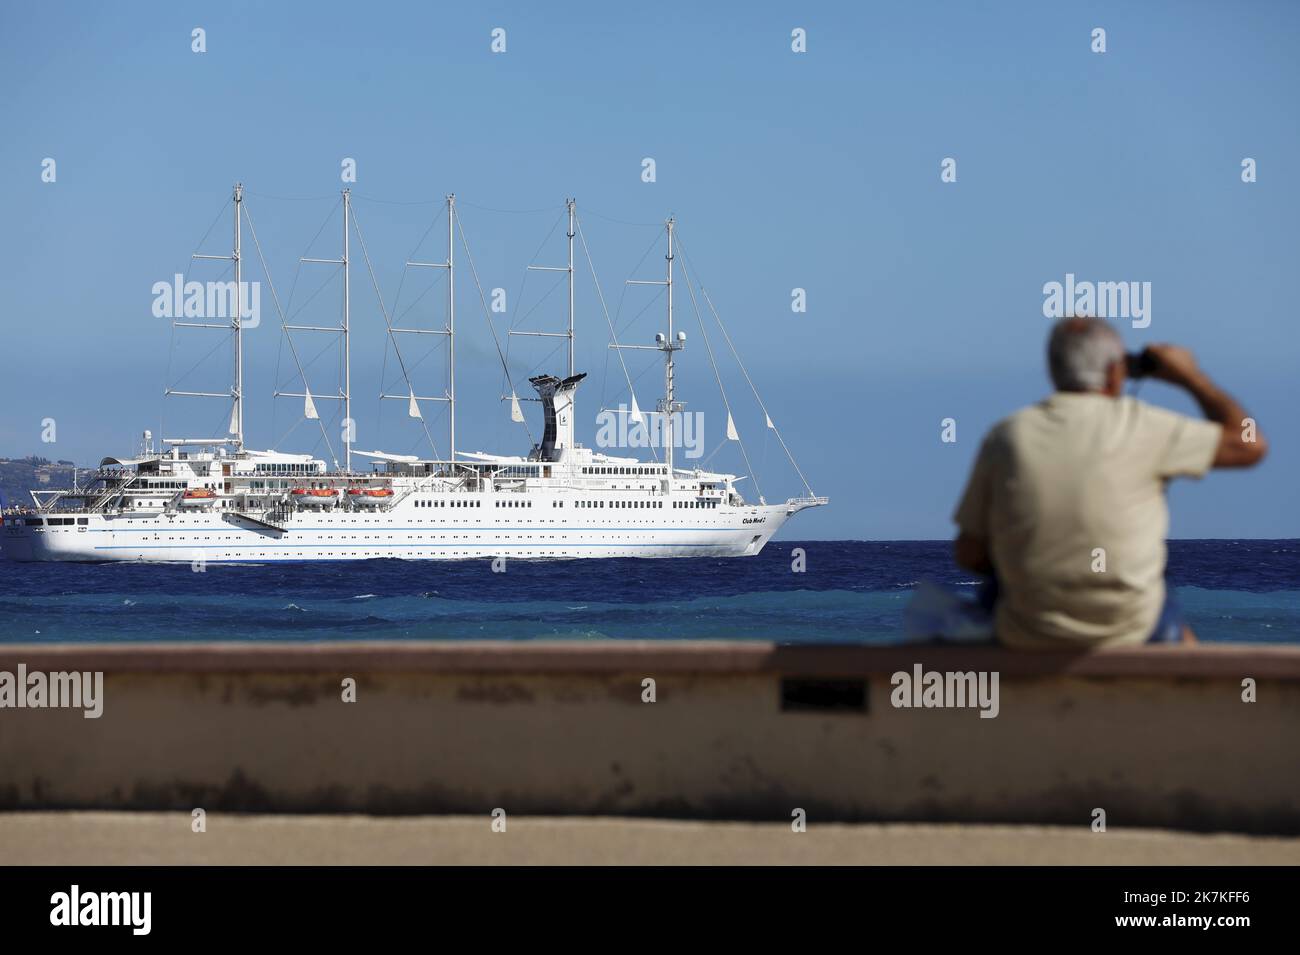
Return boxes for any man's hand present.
[1144,343,1201,387]
[1143,343,1267,468]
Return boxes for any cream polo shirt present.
[954,393,1222,648]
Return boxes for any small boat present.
[346,488,394,507]
[290,488,339,508]
[178,488,217,509]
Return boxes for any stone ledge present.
[0,640,1295,679]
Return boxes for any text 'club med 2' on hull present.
[1,187,826,563]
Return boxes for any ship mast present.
[448,194,456,464]
[232,183,243,449]
[662,216,676,473]
[179,182,247,449]
[567,198,575,377]
[400,194,457,465]
[289,188,354,470]
[342,189,351,471]
[622,216,684,473]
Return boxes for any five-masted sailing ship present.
[1,185,826,562]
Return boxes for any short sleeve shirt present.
[954,394,1221,648]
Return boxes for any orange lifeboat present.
[346,487,393,507]
[290,487,339,508]
[179,488,217,508]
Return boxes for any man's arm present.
[954,532,993,573]
[953,429,998,574]
[1145,344,1268,468]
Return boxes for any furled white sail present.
[8,194,829,567]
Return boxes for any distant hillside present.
[0,456,85,509]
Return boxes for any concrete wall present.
[1,642,1296,833]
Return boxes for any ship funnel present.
[529,372,586,462]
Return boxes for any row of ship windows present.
[121,533,700,543]
[577,500,662,509]
[21,505,718,526]
[252,463,320,473]
[412,498,720,510]
[130,485,217,492]
[580,467,664,476]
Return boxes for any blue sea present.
[0,540,1296,644]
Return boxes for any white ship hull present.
[3,498,794,563]
[1,190,827,561]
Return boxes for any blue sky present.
[2,1,1296,539]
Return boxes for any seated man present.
[953,317,1267,648]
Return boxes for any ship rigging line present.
[676,236,817,499]
[383,208,447,454]
[349,195,564,213]
[675,246,762,503]
[272,200,351,459]
[575,215,661,464]
[390,210,442,325]
[244,189,338,202]
[578,207,666,228]
[283,199,344,323]
[385,208,443,420]
[457,199,563,216]
[348,202,443,460]
[162,197,232,447]
[612,228,668,340]
[272,199,349,462]
[509,212,565,334]
[454,211,535,448]
[244,198,339,466]
[351,194,441,206]
[501,210,566,399]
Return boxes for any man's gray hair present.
[1047,317,1125,391]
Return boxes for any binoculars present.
[1125,350,1159,378]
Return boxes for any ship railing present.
[786,495,829,509]
[26,487,106,513]
[3,499,87,515]
[377,483,420,512]
[88,473,141,510]
[266,502,294,524]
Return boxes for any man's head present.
[1047,317,1125,396]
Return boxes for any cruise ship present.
[1,186,825,563]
